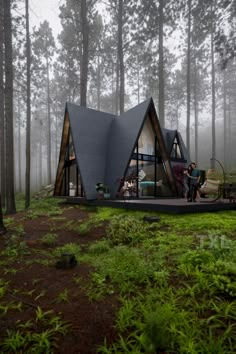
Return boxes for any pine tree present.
[0,0,5,208]
[4,0,16,214]
[32,21,55,184]
[186,0,192,153]
[0,193,6,235]
[80,0,89,106]
[25,0,31,208]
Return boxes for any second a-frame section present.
[112,98,178,198]
[169,131,186,161]
[55,102,115,200]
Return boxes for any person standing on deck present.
[188,162,200,202]
[184,164,193,201]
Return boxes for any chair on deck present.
[199,169,221,197]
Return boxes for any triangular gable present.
[68,103,115,200]
[177,132,190,162]
[105,98,153,197]
[55,103,115,199]
[162,128,176,154]
[147,102,178,195]
[105,98,178,197]
[168,131,189,161]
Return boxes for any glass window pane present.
[138,116,155,155]
[139,161,155,197]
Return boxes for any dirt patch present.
[0,205,118,353]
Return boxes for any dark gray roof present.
[162,128,177,154]
[105,98,152,197]
[67,103,114,200]
[63,99,188,200]
[161,128,189,162]
[177,132,190,163]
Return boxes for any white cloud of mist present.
[29,0,63,37]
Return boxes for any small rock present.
[56,253,77,269]
[143,216,161,223]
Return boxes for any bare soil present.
[0,205,119,353]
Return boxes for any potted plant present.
[96,182,105,199]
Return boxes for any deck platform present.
[64,197,236,214]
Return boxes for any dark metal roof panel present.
[161,128,177,153]
[105,98,152,196]
[67,103,115,199]
[177,131,190,163]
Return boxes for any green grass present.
[83,208,236,353]
[0,307,70,353]
[2,197,236,353]
[41,233,59,246]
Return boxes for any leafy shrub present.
[25,197,64,219]
[65,219,102,234]
[88,240,111,254]
[106,215,147,246]
[53,243,81,258]
[92,246,161,292]
[1,235,29,258]
[0,279,8,299]
[178,249,215,272]
[78,222,92,235]
[206,260,236,297]
[47,208,63,217]
[41,233,58,246]
[140,304,175,353]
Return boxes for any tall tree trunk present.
[46,47,52,184]
[80,0,89,107]
[17,97,22,193]
[0,194,6,235]
[4,0,16,214]
[158,0,165,126]
[0,0,6,208]
[211,2,216,169]
[194,55,198,164]
[39,122,43,188]
[55,87,58,167]
[115,59,119,115]
[176,105,179,131]
[223,68,227,170]
[228,101,232,170]
[118,0,124,113]
[186,0,191,153]
[137,55,140,104]
[97,55,101,110]
[111,61,115,113]
[25,0,31,207]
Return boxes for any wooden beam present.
[54,112,70,195]
[149,104,178,196]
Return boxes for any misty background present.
[1,0,236,212]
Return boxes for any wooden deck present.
[64,197,236,214]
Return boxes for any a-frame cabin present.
[54,98,189,200]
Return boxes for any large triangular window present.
[119,114,176,198]
[54,113,84,198]
[170,135,184,161]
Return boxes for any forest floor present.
[0,201,118,353]
[1,197,236,353]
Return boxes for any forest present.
[0,0,236,213]
[1,2,236,352]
